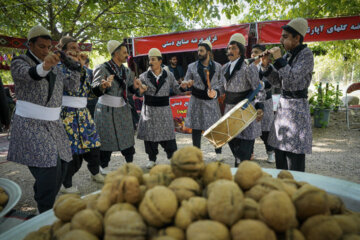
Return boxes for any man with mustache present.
[184,40,225,160]
[92,40,140,174]
[261,18,313,172]
[58,36,104,194]
[220,33,264,167]
[250,44,275,163]
[8,26,81,213]
[137,48,188,168]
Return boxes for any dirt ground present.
[0,110,359,215]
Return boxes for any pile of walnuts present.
[24,146,360,240]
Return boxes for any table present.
[1,169,359,240]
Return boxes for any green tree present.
[223,0,360,84]
[0,0,240,52]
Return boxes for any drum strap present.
[224,90,251,104]
[144,95,170,107]
[241,83,263,110]
[191,87,212,100]
[281,89,308,99]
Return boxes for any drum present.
[203,99,257,148]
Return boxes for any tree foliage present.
[0,0,240,52]
[226,0,360,83]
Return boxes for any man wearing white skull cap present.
[260,18,313,172]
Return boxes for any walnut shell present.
[171,146,204,179]
[258,190,298,232]
[71,209,103,237]
[235,161,262,190]
[175,197,208,230]
[105,210,146,240]
[230,219,276,240]
[139,186,178,227]
[53,194,86,222]
[186,220,230,240]
[168,177,201,203]
[207,180,244,226]
[292,184,330,221]
[300,215,343,240]
[202,161,232,186]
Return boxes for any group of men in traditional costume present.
[7,17,313,213]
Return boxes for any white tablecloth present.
[1,168,359,240]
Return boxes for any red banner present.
[170,95,192,134]
[0,35,92,51]
[170,95,190,118]
[258,16,360,44]
[133,95,192,134]
[133,24,250,56]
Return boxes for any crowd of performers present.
[7,17,313,213]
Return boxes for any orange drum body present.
[203,99,257,148]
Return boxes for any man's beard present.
[198,54,206,61]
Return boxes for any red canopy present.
[0,35,92,51]
[257,16,360,44]
[132,24,250,57]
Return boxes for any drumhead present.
[203,99,257,148]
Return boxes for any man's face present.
[197,46,209,61]
[280,30,300,51]
[115,46,129,64]
[227,43,240,62]
[64,41,80,58]
[29,37,52,61]
[149,56,162,71]
[170,56,177,66]
[251,47,263,64]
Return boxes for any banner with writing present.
[257,16,360,44]
[170,95,192,134]
[133,24,250,56]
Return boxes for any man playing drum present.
[220,33,264,167]
[137,48,188,169]
[261,18,313,172]
[250,44,275,163]
[184,40,225,161]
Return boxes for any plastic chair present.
[345,82,360,129]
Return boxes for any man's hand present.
[66,51,87,67]
[100,75,114,89]
[185,80,194,88]
[261,54,271,67]
[43,53,60,71]
[207,89,217,99]
[133,77,142,89]
[180,81,188,89]
[256,109,264,122]
[139,84,148,95]
[268,47,282,60]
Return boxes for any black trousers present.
[100,146,135,168]
[192,129,222,154]
[251,131,274,155]
[275,149,305,172]
[145,139,177,162]
[28,157,68,213]
[63,148,100,188]
[228,138,255,167]
[260,131,274,152]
